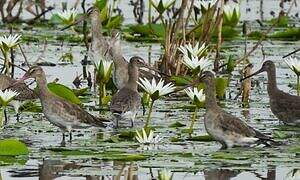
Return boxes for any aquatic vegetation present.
[56,8,78,26]
[150,0,176,14]
[47,83,82,105]
[94,58,113,105]
[0,0,299,178]
[138,78,175,128]
[0,34,22,75]
[135,128,162,144]
[223,3,240,27]
[158,168,173,180]
[194,0,217,11]
[184,87,205,135]
[182,56,211,74]
[178,42,208,58]
[284,57,300,95]
[0,90,19,126]
[0,139,29,156]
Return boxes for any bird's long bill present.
[241,68,264,81]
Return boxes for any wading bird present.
[201,71,277,149]
[243,60,300,126]
[13,66,111,144]
[110,56,146,127]
[0,74,37,121]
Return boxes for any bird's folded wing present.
[218,111,256,137]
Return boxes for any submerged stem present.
[144,100,154,128]
[189,107,198,137]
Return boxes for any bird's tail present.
[89,115,114,128]
[257,138,283,147]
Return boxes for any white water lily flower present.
[178,42,207,58]
[0,34,21,50]
[223,3,240,22]
[138,78,175,100]
[158,169,173,180]
[285,57,300,76]
[95,59,113,83]
[150,0,175,13]
[182,56,211,71]
[185,87,205,102]
[135,128,162,144]
[194,0,217,10]
[0,89,19,106]
[57,8,78,24]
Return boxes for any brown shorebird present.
[201,71,276,149]
[108,31,165,90]
[13,66,111,143]
[243,60,300,126]
[110,56,145,127]
[88,7,109,62]
[0,74,37,121]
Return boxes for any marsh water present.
[0,0,300,179]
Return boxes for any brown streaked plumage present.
[0,74,37,120]
[243,60,300,126]
[202,71,275,149]
[88,7,109,62]
[108,31,164,90]
[110,56,145,127]
[13,66,111,143]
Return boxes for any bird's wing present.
[218,111,257,137]
[51,97,110,127]
[110,88,141,114]
[273,91,300,120]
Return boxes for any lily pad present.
[47,83,82,105]
[0,139,29,156]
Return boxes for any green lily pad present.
[47,83,82,105]
[169,121,186,128]
[188,135,214,142]
[0,139,29,156]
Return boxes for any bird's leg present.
[116,118,119,128]
[130,119,134,128]
[16,113,20,122]
[61,133,66,147]
[4,109,8,125]
[130,114,136,128]
[142,104,146,116]
[220,142,228,150]
[69,131,72,142]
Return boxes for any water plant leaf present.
[95,0,108,11]
[215,77,229,99]
[0,139,29,156]
[128,24,165,37]
[47,83,82,105]
[170,75,192,86]
[187,135,214,142]
[0,156,27,166]
[19,101,42,113]
[73,88,89,96]
[269,28,300,40]
[169,121,186,128]
[105,15,123,29]
[212,151,250,160]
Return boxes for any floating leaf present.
[170,75,193,86]
[47,83,81,105]
[0,139,29,156]
[187,135,214,142]
[169,121,186,128]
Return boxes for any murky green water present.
[0,0,300,179]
